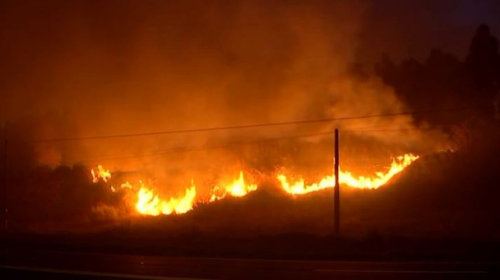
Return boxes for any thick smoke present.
[0,0,451,192]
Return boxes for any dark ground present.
[1,248,499,280]
[1,229,499,262]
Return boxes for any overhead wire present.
[31,104,489,143]
[28,104,493,164]
[57,123,478,164]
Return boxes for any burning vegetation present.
[1,1,499,241]
[89,153,419,217]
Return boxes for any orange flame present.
[110,181,133,193]
[277,153,419,195]
[90,168,257,216]
[136,180,197,216]
[90,153,418,216]
[209,171,258,202]
[91,165,111,183]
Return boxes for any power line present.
[58,130,336,163]
[343,125,455,134]
[32,105,488,143]
[54,123,476,164]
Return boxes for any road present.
[0,249,498,279]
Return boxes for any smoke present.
[325,76,453,152]
[0,0,452,191]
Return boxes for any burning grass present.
[89,153,419,218]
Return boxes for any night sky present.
[358,0,500,62]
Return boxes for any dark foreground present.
[2,230,500,261]
[2,230,500,279]
[1,249,499,280]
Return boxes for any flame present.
[91,165,111,183]
[121,182,133,189]
[209,171,258,202]
[90,168,257,216]
[90,153,418,216]
[277,153,419,195]
[110,182,133,193]
[136,180,197,216]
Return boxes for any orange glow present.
[209,171,258,202]
[110,181,133,193]
[91,165,111,183]
[277,153,419,195]
[136,180,197,216]
[90,168,257,216]
[91,154,418,216]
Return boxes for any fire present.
[91,165,111,183]
[90,168,257,216]
[110,181,133,193]
[136,180,197,216]
[277,153,419,195]
[90,153,418,216]
[209,171,258,202]
[121,182,133,189]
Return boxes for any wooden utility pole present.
[334,129,340,236]
[3,140,7,231]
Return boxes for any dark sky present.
[358,0,500,62]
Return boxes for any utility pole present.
[3,140,7,231]
[334,129,340,236]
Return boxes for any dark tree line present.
[374,24,500,126]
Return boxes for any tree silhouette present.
[374,24,500,125]
[465,24,500,101]
[374,53,397,85]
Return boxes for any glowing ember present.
[277,153,419,195]
[91,165,111,183]
[110,181,133,193]
[121,182,133,189]
[209,171,258,202]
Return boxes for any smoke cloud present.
[0,0,452,191]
